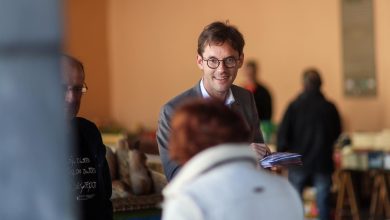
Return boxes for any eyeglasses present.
[202,57,239,69]
[63,83,88,95]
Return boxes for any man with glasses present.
[157,21,269,181]
[62,55,113,220]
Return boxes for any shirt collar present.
[200,79,235,106]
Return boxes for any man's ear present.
[196,55,204,70]
[237,53,244,68]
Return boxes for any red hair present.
[169,99,250,165]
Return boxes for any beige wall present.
[66,0,390,132]
[64,0,111,126]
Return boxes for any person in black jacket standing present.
[242,60,273,121]
[62,54,113,220]
[277,68,341,220]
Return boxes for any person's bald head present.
[61,55,85,81]
[61,55,86,119]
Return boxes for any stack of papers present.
[260,152,303,168]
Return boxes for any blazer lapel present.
[230,87,244,117]
[192,81,202,97]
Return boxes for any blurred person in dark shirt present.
[62,54,113,220]
[277,68,341,220]
[242,60,272,121]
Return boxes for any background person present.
[62,55,113,220]
[242,60,273,121]
[277,68,342,220]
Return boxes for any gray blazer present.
[157,83,264,181]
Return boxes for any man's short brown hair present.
[169,99,250,165]
[197,21,245,57]
[303,68,322,91]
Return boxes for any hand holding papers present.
[260,152,303,168]
[250,143,271,160]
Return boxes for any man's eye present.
[209,58,219,64]
[225,57,235,63]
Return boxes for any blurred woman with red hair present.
[162,99,303,220]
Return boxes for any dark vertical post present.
[0,0,73,219]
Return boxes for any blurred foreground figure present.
[162,99,303,220]
[62,55,113,220]
[277,68,342,220]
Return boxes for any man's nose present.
[216,61,228,71]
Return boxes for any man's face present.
[197,42,243,99]
[62,61,84,119]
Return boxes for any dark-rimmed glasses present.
[202,57,238,69]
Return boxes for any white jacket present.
[162,144,304,220]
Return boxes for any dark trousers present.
[288,168,332,220]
